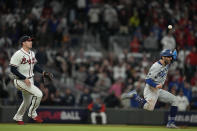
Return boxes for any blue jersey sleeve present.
[145,78,158,88]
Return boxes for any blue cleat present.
[166,121,179,128]
[121,90,137,100]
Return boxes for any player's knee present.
[39,91,43,98]
[144,106,154,111]
[100,112,106,117]
[91,112,97,117]
[143,102,154,111]
[36,91,43,98]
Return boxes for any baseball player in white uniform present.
[10,35,52,125]
[122,49,179,128]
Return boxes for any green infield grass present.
[0,124,196,131]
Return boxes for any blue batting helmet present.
[160,49,173,57]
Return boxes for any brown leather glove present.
[43,71,53,80]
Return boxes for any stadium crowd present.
[0,0,197,111]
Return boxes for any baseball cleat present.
[13,116,24,125]
[121,90,137,100]
[17,121,25,125]
[166,122,179,128]
[33,116,43,123]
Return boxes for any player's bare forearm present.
[156,84,162,89]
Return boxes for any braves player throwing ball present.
[122,49,179,128]
[9,35,52,125]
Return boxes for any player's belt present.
[15,76,33,80]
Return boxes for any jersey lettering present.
[157,71,166,78]
[146,62,169,85]
[21,56,36,64]
[21,57,27,64]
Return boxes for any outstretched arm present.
[34,63,53,81]
[34,63,44,74]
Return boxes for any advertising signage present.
[34,108,89,123]
[165,112,197,126]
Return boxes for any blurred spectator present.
[191,81,197,110]
[85,67,98,88]
[74,65,87,90]
[176,32,185,49]
[77,0,87,10]
[104,92,121,108]
[119,9,129,34]
[130,36,140,52]
[50,0,62,15]
[36,21,51,47]
[168,74,182,93]
[96,72,111,97]
[182,82,192,102]
[133,27,143,44]
[0,50,9,68]
[48,15,60,46]
[120,92,131,108]
[54,49,68,82]
[35,46,48,67]
[128,10,140,33]
[88,5,100,35]
[191,72,197,86]
[186,47,197,79]
[109,79,124,98]
[44,79,61,105]
[103,4,118,30]
[169,85,177,96]
[88,97,107,124]
[31,4,43,19]
[50,89,62,105]
[161,29,176,50]
[61,88,75,106]
[143,32,158,52]
[39,83,49,105]
[177,48,190,70]
[69,20,84,35]
[48,15,60,33]
[79,88,92,107]
[68,8,77,25]
[150,22,162,41]
[0,35,12,48]
[91,87,100,102]
[177,90,190,111]
[41,2,53,19]
[0,77,9,104]
[113,61,126,81]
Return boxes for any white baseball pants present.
[91,112,107,124]
[143,85,177,111]
[13,78,43,121]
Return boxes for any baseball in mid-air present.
[168,25,173,29]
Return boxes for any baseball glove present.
[43,71,53,80]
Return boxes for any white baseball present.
[168,25,172,29]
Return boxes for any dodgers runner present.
[122,49,179,128]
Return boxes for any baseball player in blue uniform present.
[9,35,52,125]
[122,49,178,128]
